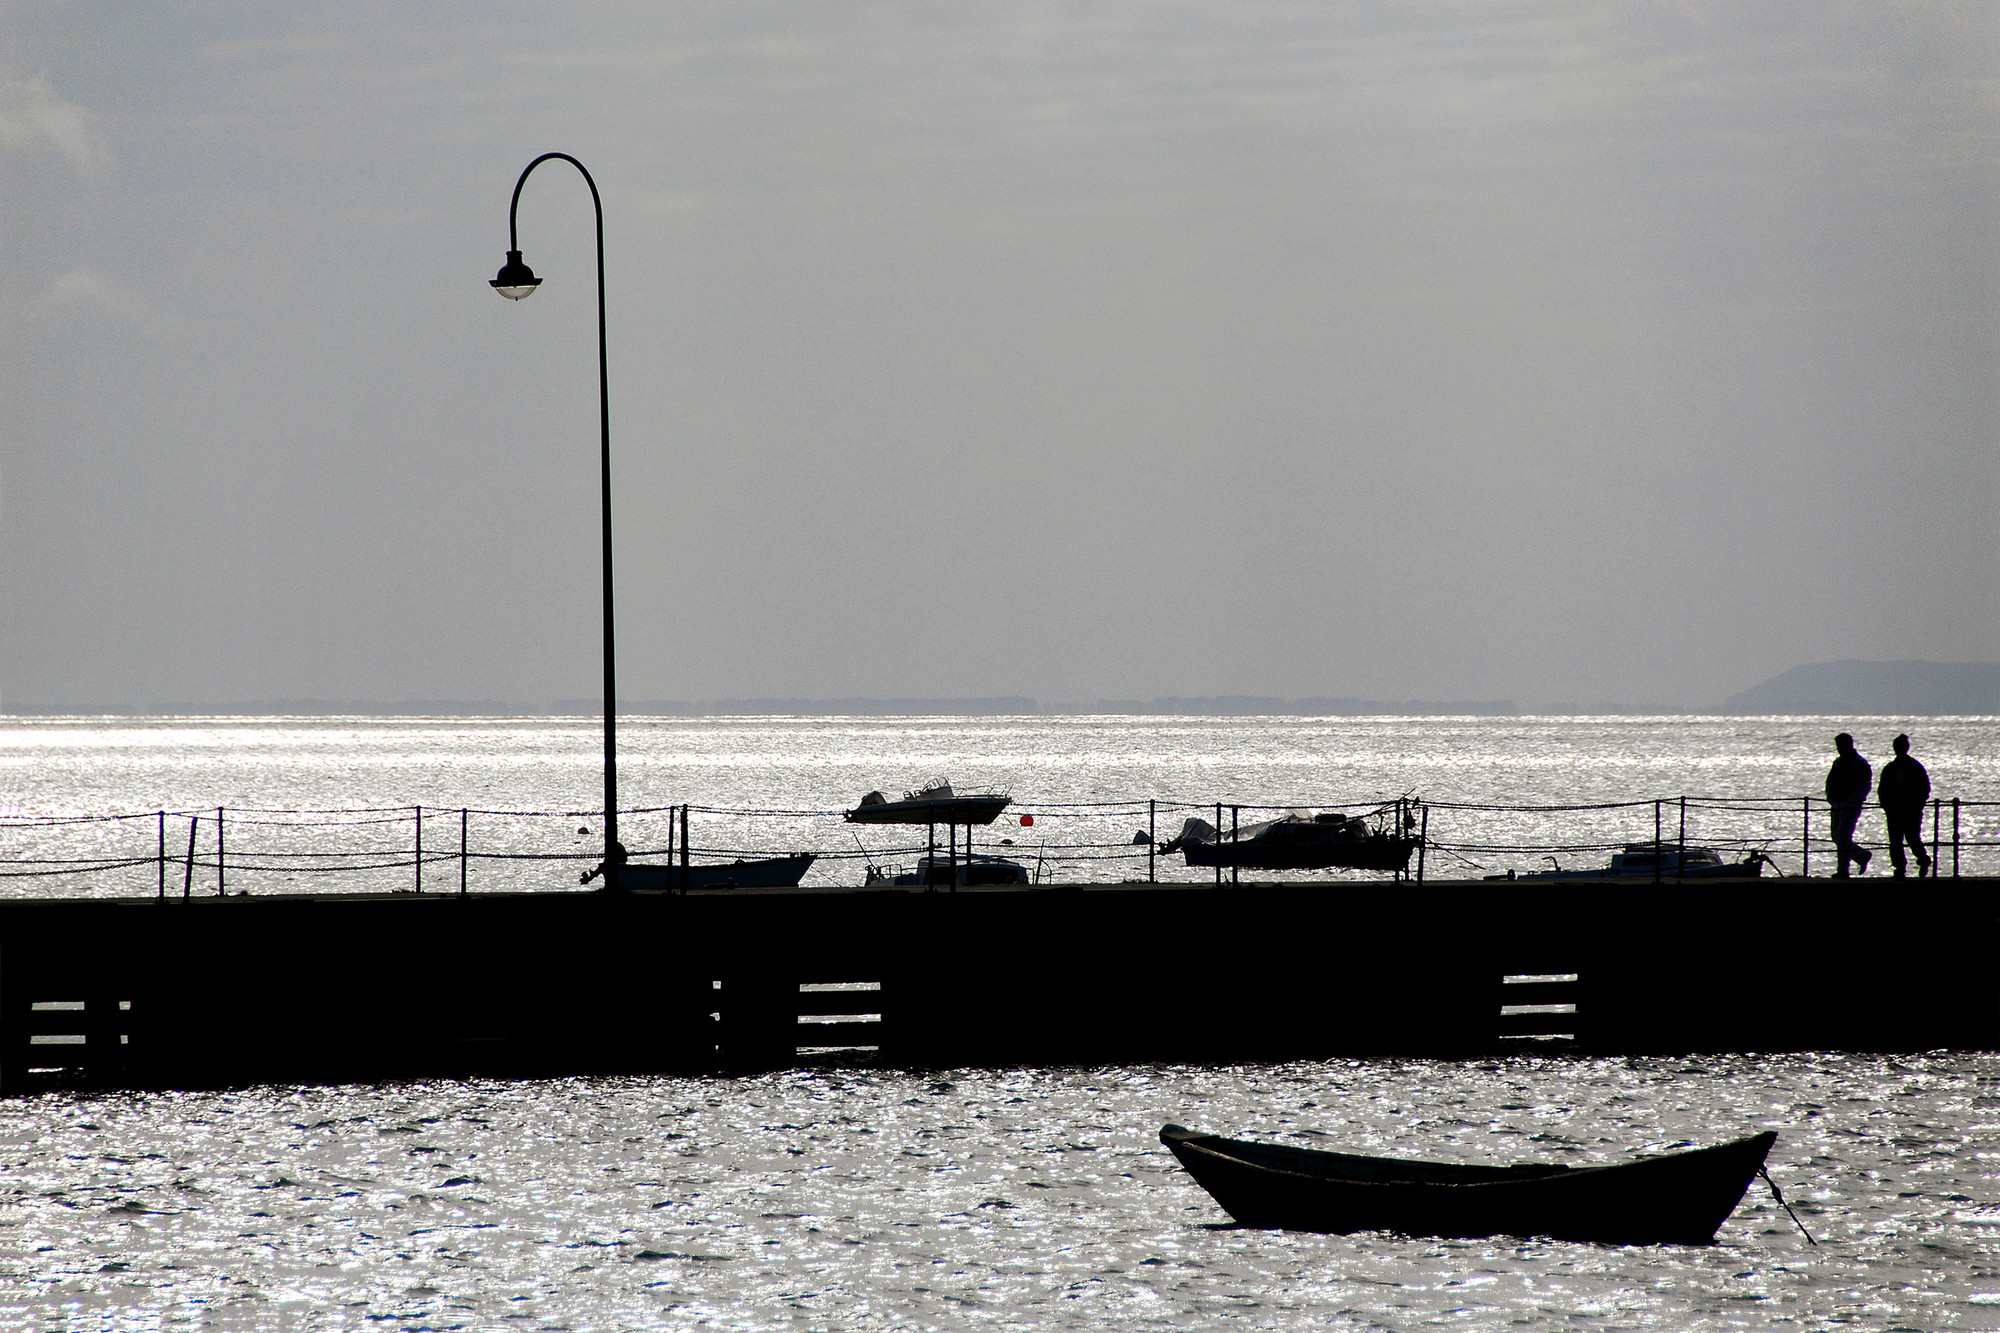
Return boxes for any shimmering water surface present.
[7,714,1998,816]
[1,714,1995,894]
[0,716,1995,1328]
[5,1057,1999,1330]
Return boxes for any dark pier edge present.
[2,880,1993,1096]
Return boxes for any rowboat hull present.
[1161,1124,1776,1245]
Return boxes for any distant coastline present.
[0,695,1519,718]
[1721,660,2000,715]
[5,661,1992,717]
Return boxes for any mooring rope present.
[1758,1164,1817,1245]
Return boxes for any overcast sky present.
[4,2,1995,709]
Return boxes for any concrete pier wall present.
[2,880,1992,1094]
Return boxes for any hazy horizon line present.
[13,659,1993,719]
[3,697,1989,719]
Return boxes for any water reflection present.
[0,1053,1989,1329]
[1,716,1994,897]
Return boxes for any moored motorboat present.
[1152,809,1416,873]
[1513,844,1769,881]
[1160,1124,1776,1244]
[844,777,1011,827]
[620,853,816,891]
[863,851,1031,887]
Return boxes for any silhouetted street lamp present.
[489,152,622,887]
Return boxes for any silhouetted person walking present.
[1825,733,1872,877]
[1877,733,1932,878]
[581,840,628,888]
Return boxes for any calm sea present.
[0,715,1995,1329]
[1,713,1995,894]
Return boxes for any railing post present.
[1931,798,1940,878]
[216,807,225,897]
[1677,795,1686,880]
[1231,806,1239,885]
[157,810,165,901]
[460,808,468,896]
[415,805,423,894]
[1953,797,1960,878]
[1214,803,1222,887]
[1416,803,1428,884]
[1653,800,1662,884]
[681,804,691,890]
[1148,799,1156,882]
[1802,796,1810,878]
[183,815,197,899]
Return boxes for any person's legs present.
[1831,803,1867,876]
[1887,808,1929,876]
[1885,808,1908,875]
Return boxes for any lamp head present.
[490,250,541,300]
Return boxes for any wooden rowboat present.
[1161,1124,1776,1245]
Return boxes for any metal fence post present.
[1417,803,1428,884]
[216,807,225,897]
[1214,803,1222,887]
[1653,800,1662,885]
[460,808,468,896]
[1802,797,1810,878]
[1148,799,1156,882]
[1231,806,1239,885]
[1677,796,1686,880]
[157,811,165,901]
[1931,798,1940,878]
[1953,797,1960,878]
[183,815,197,899]
[415,805,423,894]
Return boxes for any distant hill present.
[1723,661,2000,715]
[1088,696,1516,716]
[642,697,1040,716]
[2,694,1517,717]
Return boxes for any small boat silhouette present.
[844,777,1011,827]
[1160,1124,1777,1244]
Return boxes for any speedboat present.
[844,777,1011,826]
[620,854,816,890]
[863,852,1031,887]
[1514,844,1768,881]
[1152,810,1416,873]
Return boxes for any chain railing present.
[0,794,1991,898]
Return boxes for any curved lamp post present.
[489,152,620,885]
